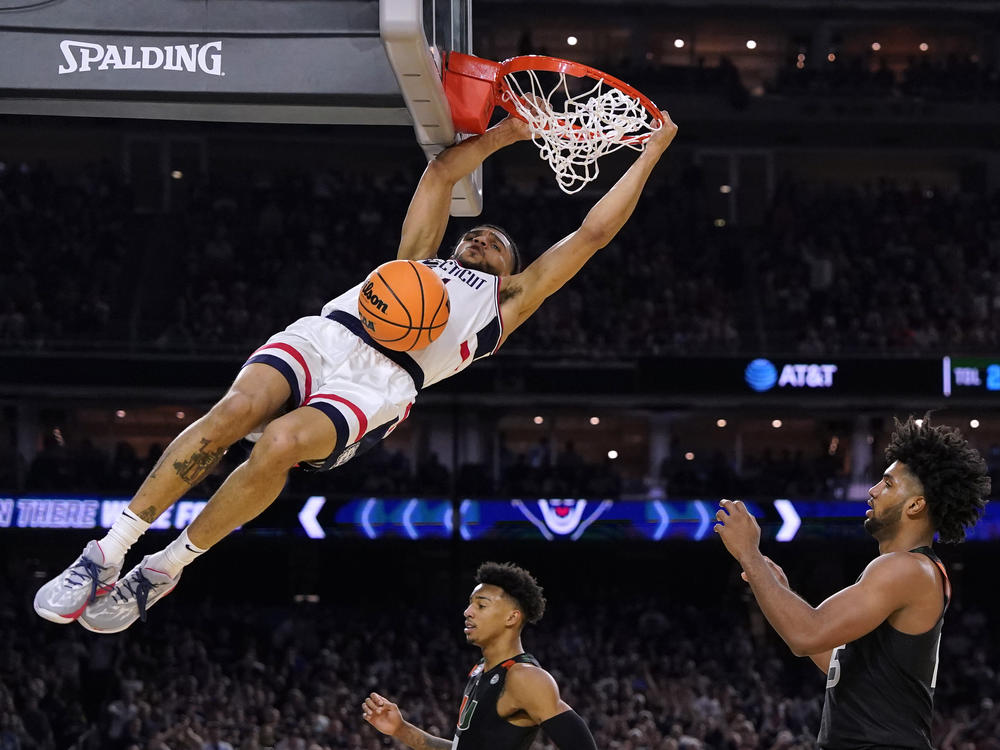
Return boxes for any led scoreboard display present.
[942,356,1000,397]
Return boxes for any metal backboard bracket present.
[380,0,483,217]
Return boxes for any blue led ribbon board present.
[3,496,998,542]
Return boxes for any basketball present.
[357,260,450,352]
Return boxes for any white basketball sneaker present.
[78,557,181,633]
[33,541,122,624]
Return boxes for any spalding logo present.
[57,40,224,76]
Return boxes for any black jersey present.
[453,653,541,750]
[818,547,951,750]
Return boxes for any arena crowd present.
[0,567,997,750]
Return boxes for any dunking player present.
[362,562,597,750]
[716,416,990,749]
[34,111,678,631]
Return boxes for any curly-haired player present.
[362,562,597,750]
[715,415,990,750]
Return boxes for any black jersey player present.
[362,562,597,750]
[715,416,990,749]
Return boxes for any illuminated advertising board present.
[6,495,998,542]
[735,357,938,398]
[942,356,1000,397]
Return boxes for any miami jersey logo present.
[511,499,614,540]
[457,694,478,730]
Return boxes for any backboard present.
[0,0,481,214]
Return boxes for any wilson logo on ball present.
[361,281,390,314]
[357,260,450,352]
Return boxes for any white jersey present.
[320,257,503,391]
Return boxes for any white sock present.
[98,509,151,563]
[145,529,206,579]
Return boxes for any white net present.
[502,68,659,194]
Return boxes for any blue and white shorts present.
[243,315,417,470]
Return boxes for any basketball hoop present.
[442,52,664,194]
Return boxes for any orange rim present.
[496,54,663,142]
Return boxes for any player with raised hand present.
[34,106,677,632]
[715,416,990,749]
[362,562,598,750]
